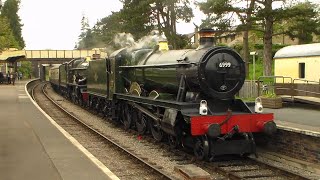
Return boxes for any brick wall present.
[255,129,320,164]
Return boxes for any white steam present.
[113,30,167,50]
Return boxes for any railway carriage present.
[49,66,59,91]
[58,63,68,96]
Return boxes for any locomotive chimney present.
[198,28,215,49]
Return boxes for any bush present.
[18,61,32,79]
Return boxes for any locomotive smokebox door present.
[161,108,178,136]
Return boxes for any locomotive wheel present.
[150,120,163,142]
[121,104,133,130]
[194,136,210,161]
[168,135,179,149]
[135,111,148,135]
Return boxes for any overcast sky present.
[18,0,204,50]
[17,0,319,50]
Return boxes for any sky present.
[16,0,320,50]
[18,0,204,50]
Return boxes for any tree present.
[78,15,90,42]
[0,0,25,49]
[92,12,123,48]
[0,16,18,51]
[284,2,320,44]
[254,0,319,75]
[17,61,32,79]
[119,0,154,40]
[150,0,194,49]
[254,0,275,76]
[77,15,95,49]
[77,1,194,49]
[198,0,256,78]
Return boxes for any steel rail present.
[33,81,314,180]
[40,82,174,180]
[200,157,311,180]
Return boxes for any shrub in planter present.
[260,92,282,109]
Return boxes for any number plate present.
[219,62,231,68]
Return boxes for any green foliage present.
[77,12,121,49]
[197,0,245,31]
[261,91,277,98]
[0,0,25,49]
[283,2,320,44]
[77,0,194,50]
[247,49,275,80]
[17,61,32,79]
[0,16,19,50]
[231,43,243,54]
[140,0,194,49]
[119,0,154,40]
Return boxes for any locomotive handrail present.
[69,68,88,70]
[115,93,198,111]
[119,62,194,68]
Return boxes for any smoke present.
[113,30,166,50]
[113,33,136,48]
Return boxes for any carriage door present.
[106,58,111,99]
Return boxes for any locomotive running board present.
[115,93,198,111]
[128,102,160,122]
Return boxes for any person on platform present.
[18,72,22,80]
[12,72,17,85]
[7,71,11,84]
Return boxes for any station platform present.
[0,80,117,180]
[264,103,320,135]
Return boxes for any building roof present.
[274,43,320,59]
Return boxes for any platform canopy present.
[274,43,320,59]
[0,49,26,62]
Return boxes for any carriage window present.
[299,63,305,78]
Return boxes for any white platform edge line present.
[278,125,320,137]
[25,80,119,180]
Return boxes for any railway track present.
[200,158,310,179]
[139,133,311,180]
[31,82,173,180]
[31,81,314,180]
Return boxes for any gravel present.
[45,84,320,180]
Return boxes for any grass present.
[246,59,274,80]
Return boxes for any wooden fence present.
[238,77,320,99]
[238,80,258,99]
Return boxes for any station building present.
[274,43,320,83]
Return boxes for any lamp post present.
[250,51,258,81]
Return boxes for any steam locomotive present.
[49,29,276,160]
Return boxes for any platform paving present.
[0,80,116,180]
[264,105,320,134]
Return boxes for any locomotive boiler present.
[121,39,245,101]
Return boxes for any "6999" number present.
[219,62,231,68]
